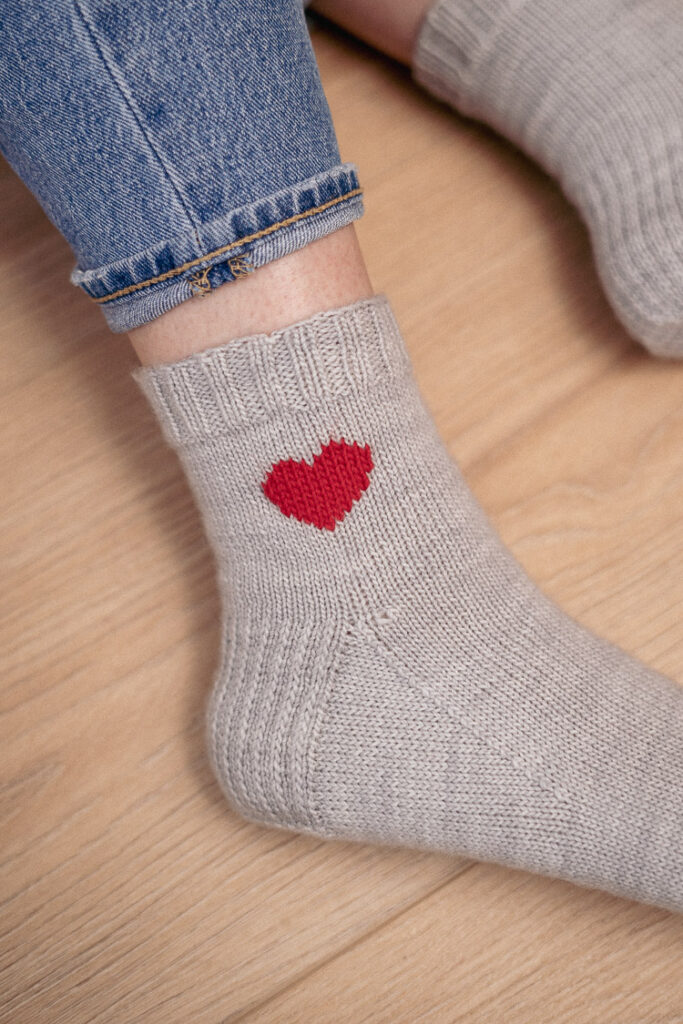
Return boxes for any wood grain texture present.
[2,22,682,1024]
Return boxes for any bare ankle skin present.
[128,225,374,366]
[310,0,431,65]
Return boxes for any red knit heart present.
[262,438,373,531]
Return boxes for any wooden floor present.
[2,21,683,1024]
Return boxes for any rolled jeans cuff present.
[71,163,363,333]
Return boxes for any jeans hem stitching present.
[90,186,363,305]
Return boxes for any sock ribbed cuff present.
[412,0,522,108]
[132,295,410,448]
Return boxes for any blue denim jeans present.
[0,0,363,332]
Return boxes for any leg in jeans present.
[313,0,683,357]
[2,0,683,913]
[0,0,365,334]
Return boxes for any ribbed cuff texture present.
[412,0,518,107]
[132,296,410,448]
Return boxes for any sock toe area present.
[622,316,683,361]
[594,234,683,359]
[598,267,683,359]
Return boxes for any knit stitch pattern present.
[413,0,683,357]
[262,438,373,531]
[134,296,683,912]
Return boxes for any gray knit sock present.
[134,296,683,912]
[413,0,683,357]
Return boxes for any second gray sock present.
[413,0,683,357]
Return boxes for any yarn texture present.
[135,296,683,912]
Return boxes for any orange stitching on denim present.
[188,267,212,295]
[90,187,363,304]
[228,253,254,278]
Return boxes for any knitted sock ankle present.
[412,0,683,358]
[134,296,683,912]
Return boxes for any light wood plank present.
[240,864,683,1024]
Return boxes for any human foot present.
[134,296,683,911]
[412,0,683,356]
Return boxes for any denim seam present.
[90,186,363,304]
[71,0,202,244]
